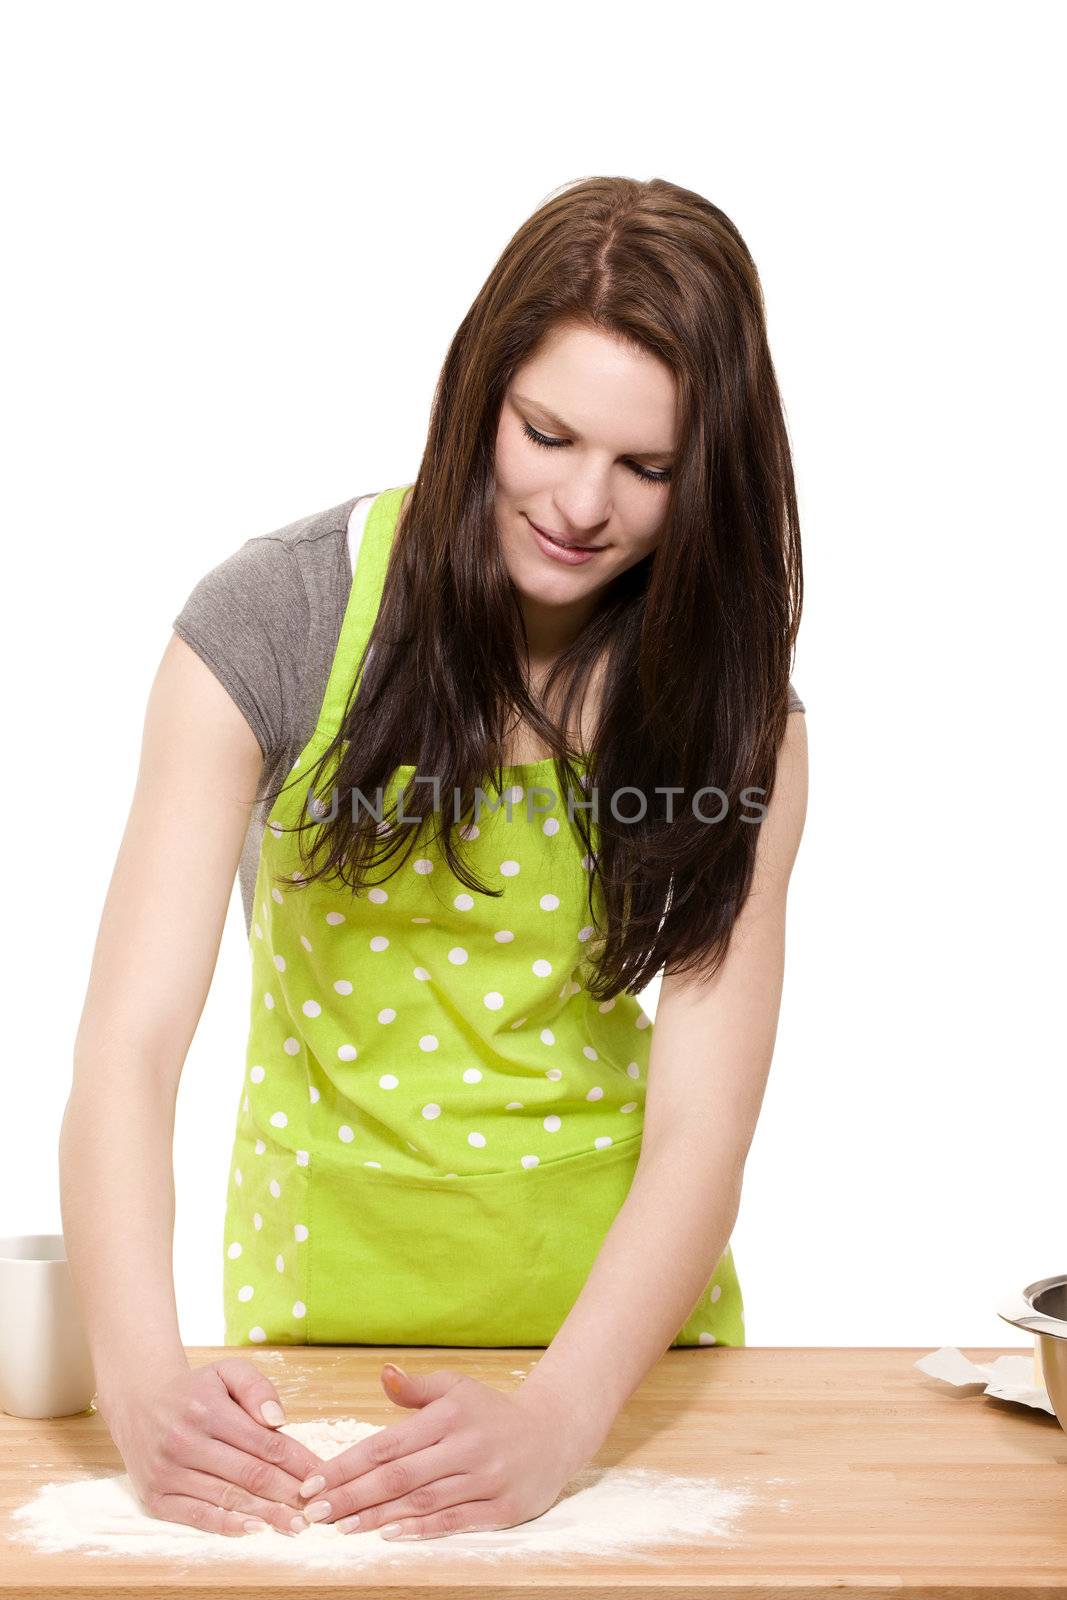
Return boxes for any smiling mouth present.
[529,519,605,552]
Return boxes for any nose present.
[542,481,612,542]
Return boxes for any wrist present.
[514,1370,615,1467]
[94,1354,191,1415]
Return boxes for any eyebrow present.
[512,392,677,463]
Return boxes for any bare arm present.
[519,710,809,1449]
[60,632,265,1407]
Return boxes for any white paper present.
[915,1345,1056,1416]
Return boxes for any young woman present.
[63,175,807,1542]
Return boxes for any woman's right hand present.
[97,1358,329,1538]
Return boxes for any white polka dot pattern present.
[221,485,744,1351]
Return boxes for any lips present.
[528,519,604,551]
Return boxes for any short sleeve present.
[787,678,806,714]
[172,535,309,762]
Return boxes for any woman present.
[64,175,807,1542]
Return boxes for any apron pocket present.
[306,1135,647,1347]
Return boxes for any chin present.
[517,552,601,601]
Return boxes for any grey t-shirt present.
[172,491,806,933]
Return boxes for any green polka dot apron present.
[222,485,745,1349]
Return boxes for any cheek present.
[494,415,557,502]
[638,524,664,557]
[612,523,663,573]
[493,414,523,493]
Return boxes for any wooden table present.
[2,1345,1066,1597]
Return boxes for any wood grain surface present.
[2,1344,1066,1597]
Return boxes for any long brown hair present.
[262,175,803,999]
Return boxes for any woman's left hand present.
[297,1363,596,1541]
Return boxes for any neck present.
[520,593,601,671]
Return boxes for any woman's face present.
[493,321,679,654]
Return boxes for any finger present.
[214,1356,290,1429]
[331,1471,474,1534]
[368,1499,509,1542]
[169,1422,316,1511]
[299,1405,452,1502]
[382,1365,467,1406]
[310,1438,458,1523]
[145,1490,300,1539]
[169,1468,310,1537]
[208,1401,328,1494]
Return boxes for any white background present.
[2,1,1063,1357]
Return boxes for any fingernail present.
[290,1513,308,1532]
[260,1400,285,1425]
[336,1513,361,1533]
[243,1517,268,1533]
[303,1500,331,1522]
[300,1473,326,1497]
[379,1521,403,1538]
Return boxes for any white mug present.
[0,1235,96,1418]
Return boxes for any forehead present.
[509,326,679,449]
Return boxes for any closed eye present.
[521,420,672,486]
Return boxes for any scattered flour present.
[9,1416,774,1569]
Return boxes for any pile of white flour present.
[10,1415,783,1569]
